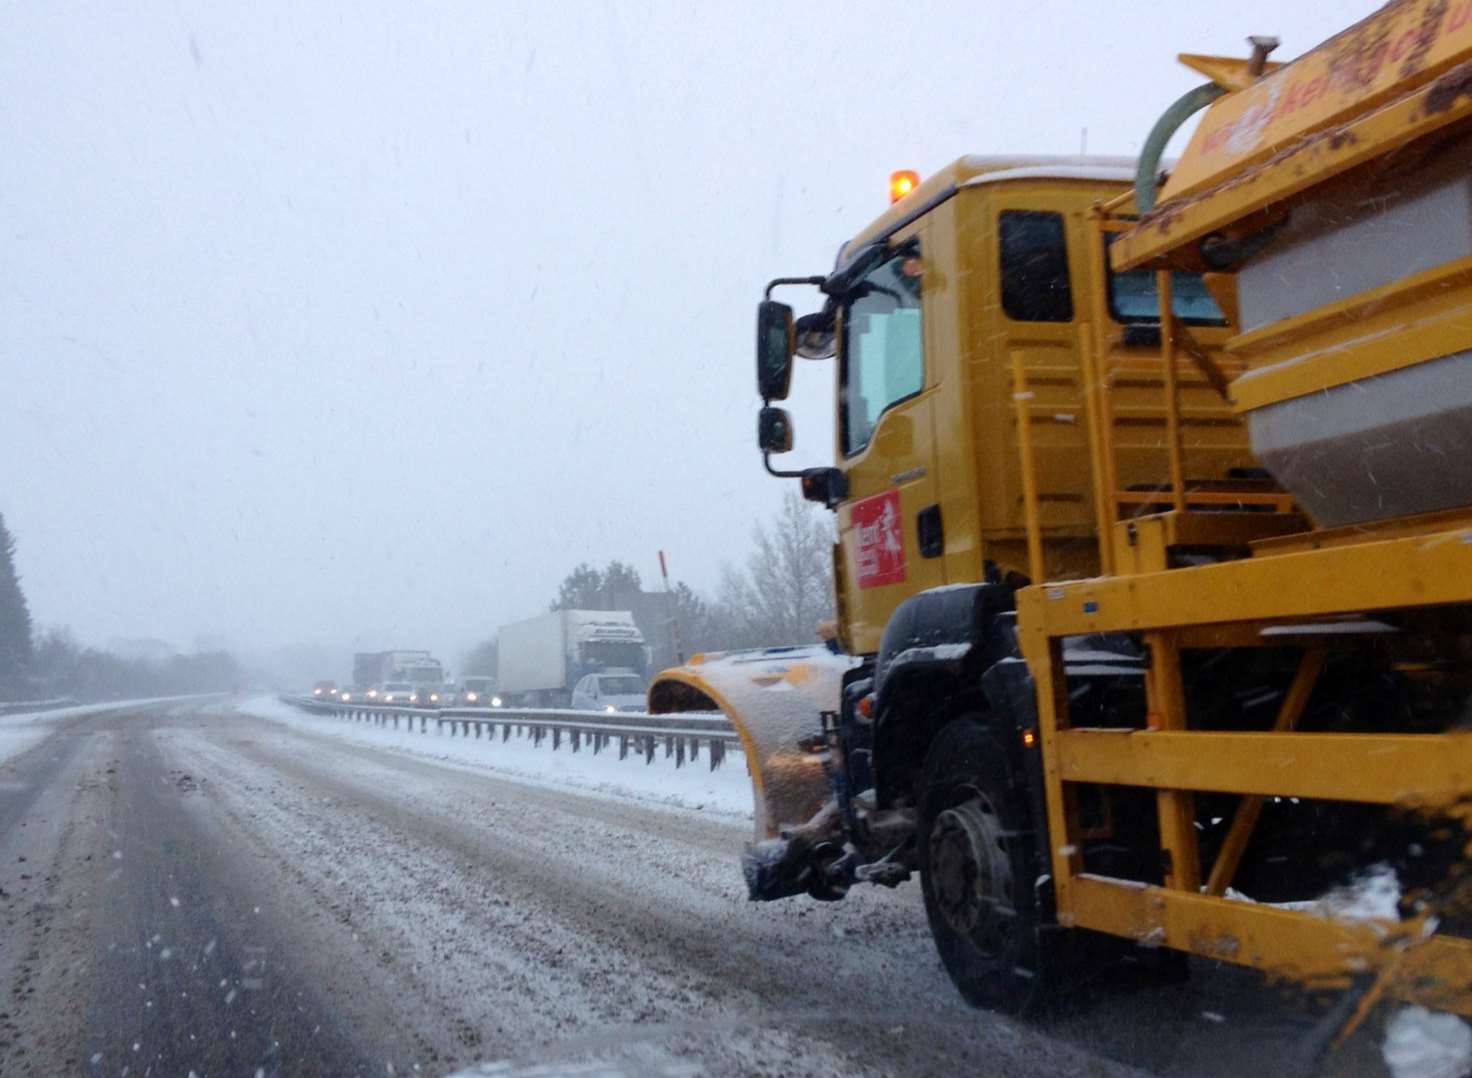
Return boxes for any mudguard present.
[649,645,860,841]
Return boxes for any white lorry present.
[497,610,649,709]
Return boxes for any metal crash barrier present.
[280,695,743,772]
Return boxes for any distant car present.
[312,680,337,698]
[460,676,499,706]
[380,681,417,704]
[571,672,647,713]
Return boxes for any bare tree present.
[714,491,835,648]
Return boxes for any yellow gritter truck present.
[652,0,1472,1024]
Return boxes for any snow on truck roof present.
[842,154,1138,260]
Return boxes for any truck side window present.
[840,248,924,456]
[1106,240,1227,325]
[1000,210,1073,322]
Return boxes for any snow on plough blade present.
[648,645,857,843]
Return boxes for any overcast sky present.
[1,1,1359,671]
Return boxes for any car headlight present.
[491,696,502,707]
[342,693,352,701]
[367,690,378,698]
[605,705,617,713]
[430,693,439,702]
[313,689,322,695]
[410,693,418,703]
[465,692,477,702]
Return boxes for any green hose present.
[1135,82,1227,214]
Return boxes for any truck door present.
[835,240,945,654]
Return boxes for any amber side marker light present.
[889,169,919,203]
[1021,728,1037,748]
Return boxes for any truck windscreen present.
[583,641,645,670]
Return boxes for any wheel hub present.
[929,797,1015,944]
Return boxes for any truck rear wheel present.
[918,717,1057,1014]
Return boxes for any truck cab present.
[761,156,1253,654]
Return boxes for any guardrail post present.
[675,739,685,768]
[644,735,655,764]
[710,740,724,772]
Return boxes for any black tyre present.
[918,716,1058,1013]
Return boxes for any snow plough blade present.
[648,645,858,842]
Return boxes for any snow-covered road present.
[0,698,1412,1077]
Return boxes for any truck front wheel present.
[919,717,1055,1013]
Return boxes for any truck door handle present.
[917,504,943,558]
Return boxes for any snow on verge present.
[0,694,222,765]
[237,694,755,819]
[1383,1005,1472,1078]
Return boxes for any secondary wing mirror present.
[794,309,836,360]
[758,406,793,454]
[756,300,795,401]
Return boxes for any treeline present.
[0,512,240,703]
[28,628,240,701]
[463,491,835,673]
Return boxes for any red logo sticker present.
[852,490,905,589]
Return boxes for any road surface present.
[0,698,1392,1077]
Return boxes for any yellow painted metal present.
[1077,320,1116,575]
[1034,635,1084,922]
[1143,632,1200,891]
[795,7,1472,1008]
[1176,53,1283,93]
[1011,351,1046,582]
[1069,875,1472,1015]
[1055,728,1472,806]
[829,171,1247,651]
[1016,522,1472,639]
[1115,63,1472,271]
[1156,273,1187,514]
[1114,510,1310,576]
[1114,2,1472,271]
[1205,648,1325,897]
[1253,505,1472,557]
[647,647,854,841]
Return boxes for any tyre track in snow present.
[161,706,1136,1077]
[0,700,1396,1077]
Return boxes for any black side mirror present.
[800,467,848,508]
[793,309,836,360]
[758,406,793,453]
[756,300,794,401]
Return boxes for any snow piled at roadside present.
[236,695,755,819]
[0,695,220,765]
[1384,1005,1472,1078]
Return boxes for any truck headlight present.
[491,696,502,707]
